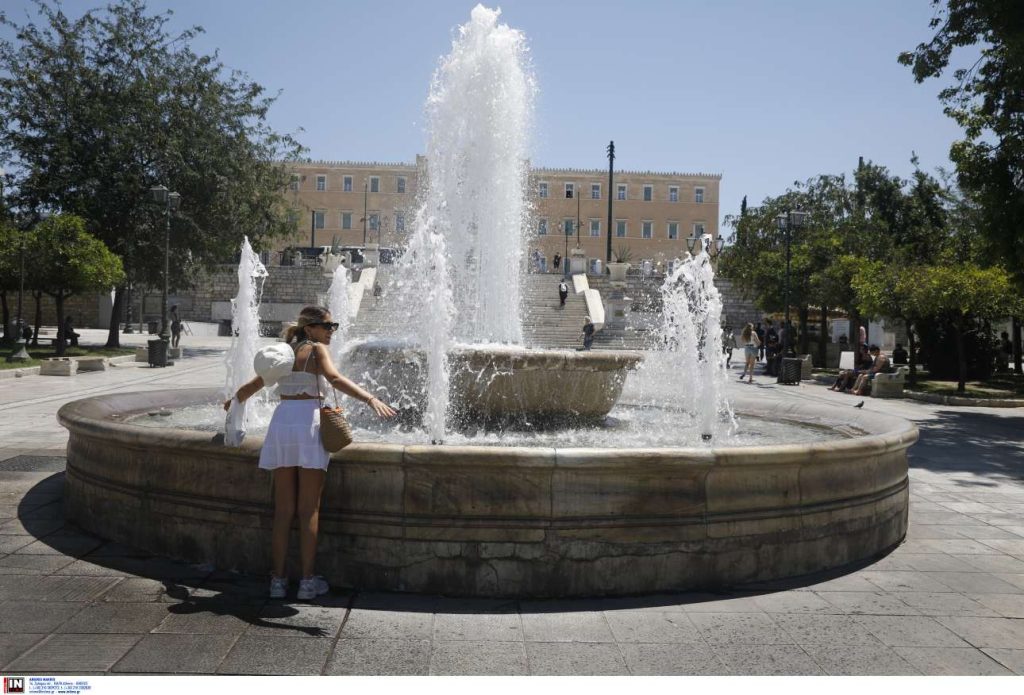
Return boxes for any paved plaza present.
[1,331,1023,675]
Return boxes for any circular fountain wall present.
[59,388,915,597]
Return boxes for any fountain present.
[56,5,916,597]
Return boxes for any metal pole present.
[784,215,792,357]
[17,228,25,334]
[310,210,315,249]
[160,202,170,342]
[576,191,581,248]
[564,219,568,277]
[606,141,614,264]
[362,181,368,246]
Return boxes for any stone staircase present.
[520,274,590,349]
[716,277,763,330]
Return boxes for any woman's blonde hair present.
[741,323,753,342]
[281,305,330,344]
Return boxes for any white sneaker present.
[297,576,329,600]
[269,575,288,599]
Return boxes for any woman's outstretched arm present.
[315,344,397,418]
[223,376,265,410]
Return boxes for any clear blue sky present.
[3,0,965,227]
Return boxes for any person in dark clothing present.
[553,253,561,271]
[580,319,595,350]
[892,343,908,365]
[558,280,569,307]
[755,322,765,361]
[170,305,182,348]
[63,315,80,348]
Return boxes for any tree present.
[0,0,304,348]
[0,222,20,342]
[25,215,124,355]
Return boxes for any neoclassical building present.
[279,158,720,270]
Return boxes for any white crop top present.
[275,343,330,397]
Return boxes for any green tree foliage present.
[24,215,124,355]
[0,221,21,341]
[899,0,1024,286]
[0,0,304,346]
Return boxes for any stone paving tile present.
[111,633,237,674]
[7,633,142,672]
[771,614,881,646]
[897,553,984,573]
[52,559,131,577]
[855,615,971,647]
[909,525,1021,541]
[520,611,615,643]
[0,536,35,554]
[953,554,1024,574]
[677,593,763,612]
[994,573,1024,591]
[57,603,171,634]
[0,518,64,537]
[340,609,433,640]
[893,646,1012,675]
[430,640,529,675]
[0,574,80,600]
[102,578,189,603]
[688,612,792,646]
[979,539,1024,558]
[325,638,431,675]
[893,591,999,617]
[525,641,630,675]
[153,606,260,635]
[618,642,724,675]
[752,591,840,614]
[432,611,522,641]
[0,601,85,633]
[216,634,332,675]
[0,553,74,575]
[801,644,921,675]
[246,603,345,639]
[800,574,881,593]
[859,570,957,593]
[59,576,122,601]
[815,591,919,615]
[603,610,703,643]
[924,571,1023,594]
[964,592,1024,618]
[981,648,1024,675]
[713,644,824,675]
[0,633,46,669]
[18,502,65,521]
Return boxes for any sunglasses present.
[308,321,340,331]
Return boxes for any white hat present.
[253,343,295,387]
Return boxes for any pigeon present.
[854,401,864,408]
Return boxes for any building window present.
[287,209,300,225]
[642,221,653,239]
[289,174,300,191]
[370,177,380,193]
[695,187,704,203]
[565,183,575,199]
[369,213,380,231]
[591,183,601,199]
[341,212,352,230]
[694,222,705,236]
[395,212,405,233]
[617,184,627,201]
[343,175,353,192]
[538,218,547,236]
[589,219,601,237]
[643,184,653,202]
[316,175,326,192]
[616,220,627,238]
[538,182,548,198]
[668,221,678,240]
[669,186,679,202]
[563,218,574,235]
[314,210,325,229]
[396,176,406,194]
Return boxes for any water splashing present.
[326,263,352,367]
[223,236,268,400]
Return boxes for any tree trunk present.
[818,304,828,368]
[31,290,42,347]
[955,316,967,394]
[54,292,66,357]
[106,284,125,348]
[907,321,919,387]
[799,305,810,355]
[0,291,9,342]
[1014,316,1022,376]
[849,309,862,351]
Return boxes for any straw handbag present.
[311,346,353,452]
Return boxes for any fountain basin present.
[346,340,643,425]
[58,388,916,597]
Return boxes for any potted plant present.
[607,245,632,282]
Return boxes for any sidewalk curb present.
[810,373,1023,408]
[0,353,145,380]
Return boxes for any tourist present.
[852,345,890,396]
[892,343,908,365]
[553,252,561,271]
[755,321,765,361]
[723,326,736,369]
[858,323,867,352]
[223,305,397,600]
[739,322,760,384]
[558,279,569,307]
[830,344,873,392]
[998,331,1012,372]
[63,315,80,348]
[580,318,595,350]
[170,305,182,349]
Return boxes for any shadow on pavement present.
[908,408,1024,485]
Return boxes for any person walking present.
[739,322,760,384]
[755,321,765,361]
[170,305,182,349]
[224,306,397,599]
[581,318,595,351]
[553,252,561,272]
[723,326,736,369]
[558,279,569,307]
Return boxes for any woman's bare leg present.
[271,467,298,578]
[296,468,327,578]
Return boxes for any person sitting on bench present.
[851,345,890,396]
[63,315,80,348]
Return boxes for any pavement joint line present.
[319,590,357,675]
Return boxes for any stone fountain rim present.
[57,387,919,465]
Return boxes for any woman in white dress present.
[225,306,396,599]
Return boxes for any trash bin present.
[218,319,233,337]
[147,321,158,334]
[778,357,802,385]
[148,338,168,368]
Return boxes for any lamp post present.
[606,141,615,265]
[362,180,368,246]
[149,186,181,343]
[685,231,726,260]
[774,209,806,358]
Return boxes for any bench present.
[871,366,909,398]
[75,356,108,372]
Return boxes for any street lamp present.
[685,232,726,259]
[149,186,181,344]
[775,208,807,358]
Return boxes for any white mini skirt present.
[258,400,330,471]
